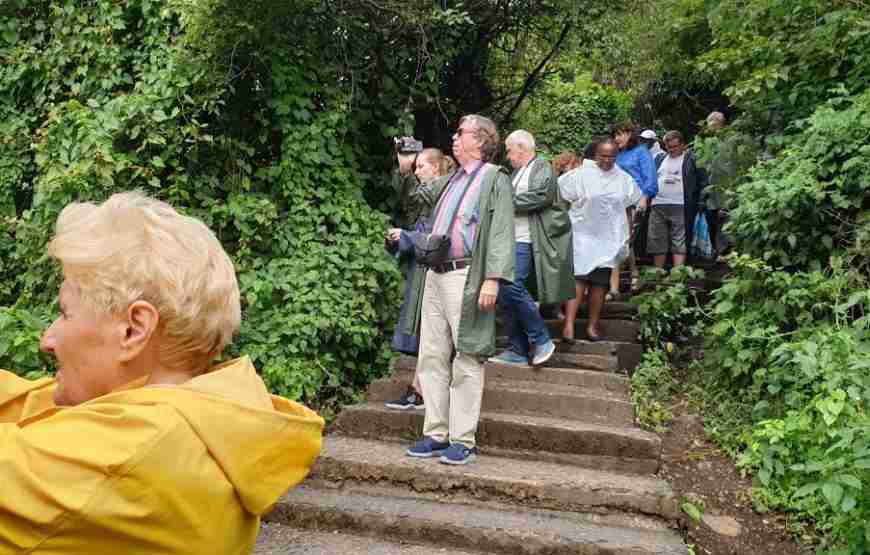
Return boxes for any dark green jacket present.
[402,163,516,356]
[511,158,575,304]
[391,170,433,230]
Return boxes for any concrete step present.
[255,523,485,555]
[513,301,638,322]
[494,334,643,374]
[388,359,629,393]
[485,360,628,392]
[368,376,633,425]
[576,301,638,319]
[548,318,640,343]
[268,482,688,555]
[395,351,618,373]
[333,403,660,465]
[314,436,678,518]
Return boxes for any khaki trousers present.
[417,267,485,448]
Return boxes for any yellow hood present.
[108,356,325,516]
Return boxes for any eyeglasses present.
[455,127,476,137]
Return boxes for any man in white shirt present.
[648,130,708,269]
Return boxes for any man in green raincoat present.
[403,114,515,465]
[490,129,574,367]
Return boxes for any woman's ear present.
[119,300,160,362]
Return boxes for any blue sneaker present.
[488,350,529,367]
[406,437,450,458]
[439,443,477,465]
[532,340,556,366]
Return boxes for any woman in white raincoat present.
[559,139,642,341]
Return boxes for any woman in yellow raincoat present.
[0,191,323,554]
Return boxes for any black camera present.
[394,136,423,154]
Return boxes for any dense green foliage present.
[607,0,870,551]
[0,0,410,404]
[726,91,870,273]
[514,74,631,155]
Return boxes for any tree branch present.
[499,17,572,126]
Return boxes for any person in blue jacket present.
[612,122,655,296]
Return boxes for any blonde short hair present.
[48,191,241,369]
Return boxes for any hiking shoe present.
[384,387,424,411]
[406,437,450,458]
[439,443,477,465]
[488,350,530,367]
[532,340,556,366]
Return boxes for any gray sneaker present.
[532,340,556,366]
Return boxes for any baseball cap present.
[640,129,657,140]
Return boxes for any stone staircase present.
[256,301,688,554]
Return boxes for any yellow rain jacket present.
[0,357,324,554]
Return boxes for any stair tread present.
[271,483,687,555]
[256,523,484,555]
[395,352,619,372]
[484,376,630,401]
[315,436,677,518]
[376,372,629,400]
[347,401,652,438]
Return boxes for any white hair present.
[505,129,536,153]
[48,191,241,369]
[706,111,726,124]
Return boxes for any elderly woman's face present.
[40,280,126,406]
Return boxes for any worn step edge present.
[496,301,638,324]
[395,352,618,374]
[500,337,621,356]
[549,319,640,343]
[492,339,644,374]
[333,403,661,464]
[314,435,679,519]
[368,376,634,425]
[330,433,659,475]
[256,522,487,555]
[388,362,630,394]
[268,483,688,555]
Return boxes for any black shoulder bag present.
[414,164,484,267]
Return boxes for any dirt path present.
[659,394,811,555]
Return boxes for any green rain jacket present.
[402,163,516,357]
[511,158,575,304]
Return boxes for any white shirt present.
[558,163,641,275]
[653,153,685,206]
[511,160,534,243]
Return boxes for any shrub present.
[514,73,632,155]
[0,0,402,405]
[631,265,706,349]
[630,349,676,432]
[699,253,870,552]
[726,90,870,273]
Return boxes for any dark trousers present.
[497,242,551,358]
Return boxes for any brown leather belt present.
[430,258,472,274]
